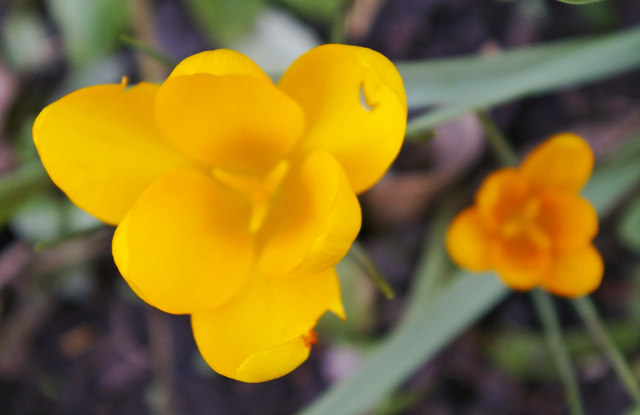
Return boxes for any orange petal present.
[445,207,492,272]
[491,234,550,291]
[541,245,604,297]
[112,169,253,314]
[278,44,407,193]
[521,133,594,192]
[476,168,533,231]
[537,189,598,252]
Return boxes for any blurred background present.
[1,0,640,414]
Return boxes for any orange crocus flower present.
[446,134,603,297]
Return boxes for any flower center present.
[213,160,290,233]
[500,196,551,250]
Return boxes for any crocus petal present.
[33,83,195,225]
[156,74,304,175]
[491,234,550,291]
[476,168,533,231]
[541,245,604,297]
[445,207,493,272]
[168,49,271,82]
[278,44,407,194]
[191,268,344,382]
[112,169,253,314]
[521,133,594,192]
[537,189,598,252]
[258,151,361,276]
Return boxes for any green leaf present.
[618,194,640,253]
[0,162,50,227]
[1,8,53,72]
[298,136,640,415]
[184,0,265,45]
[345,242,395,300]
[400,26,640,134]
[46,0,130,68]
[555,0,605,4]
[272,0,342,22]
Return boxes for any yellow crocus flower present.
[33,45,407,382]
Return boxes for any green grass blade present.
[399,26,640,134]
[299,272,508,415]
[555,0,605,4]
[0,162,50,226]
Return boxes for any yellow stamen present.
[213,161,289,233]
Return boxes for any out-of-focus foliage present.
[184,0,264,44]
[46,0,130,67]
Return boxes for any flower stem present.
[475,110,519,167]
[572,296,640,404]
[348,242,395,300]
[119,34,178,68]
[330,0,354,44]
[532,290,585,415]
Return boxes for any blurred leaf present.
[346,242,394,299]
[10,194,101,244]
[184,0,265,45]
[400,26,640,134]
[47,0,130,67]
[373,390,425,415]
[618,194,640,253]
[232,8,321,74]
[488,321,640,381]
[119,34,178,67]
[326,252,378,338]
[582,134,640,214]
[1,8,54,72]
[299,135,640,415]
[555,0,605,4]
[272,0,342,22]
[0,162,49,227]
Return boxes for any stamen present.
[213,161,290,233]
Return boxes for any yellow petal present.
[521,133,594,192]
[491,234,550,291]
[191,267,343,382]
[156,74,304,175]
[476,168,533,231]
[112,168,254,314]
[257,151,361,276]
[541,245,604,297]
[168,49,271,82]
[278,44,407,194]
[445,207,492,272]
[537,190,598,252]
[33,82,195,225]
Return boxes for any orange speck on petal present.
[302,330,318,348]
